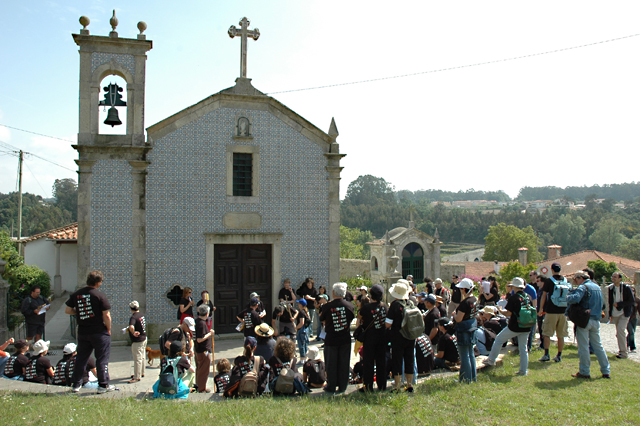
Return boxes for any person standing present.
[297,278,319,336]
[278,278,297,307]
[386,279,416,392]
[608,272,634,359]
[358,284,388,392]
[127,300,147,383]
[65,270,117,393]
[537,262,569,363]
[453,278,478,383]
[482,278,531,376]
[447,275,461,317]
[195,304,213,392]
[319,282,354,394]
[21,285,49,345]
[196,291,216,330]
[567,270,611,379]
[178,287,195,324]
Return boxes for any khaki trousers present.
[131,338,147,380]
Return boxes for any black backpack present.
[479,327,497,351]
[158,358,181,395]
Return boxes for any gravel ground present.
[594,321,639,362]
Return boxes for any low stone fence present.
[340,259,370,280]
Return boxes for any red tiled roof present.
[536,250,640,280]
[458,261,508,280]
[22,223,78,243]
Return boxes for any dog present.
[146,347,165,366]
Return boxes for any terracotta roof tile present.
[536,250,640,280]
[22,223,78,243]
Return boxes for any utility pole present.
[17,150,23,243]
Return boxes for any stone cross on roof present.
[228,17,260,78]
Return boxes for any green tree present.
[616,234,640,261]
[482,223,541,263]
[339,225,374,260]
[496,261,537,294]
[53,178,78,221]
[589,217,626,253]
[549,214,586,255]
[343,175,396,206]
[586,260,618,284]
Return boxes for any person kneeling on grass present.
[302,346,326,389]
[482,277,532,376]
[434,318,459,369]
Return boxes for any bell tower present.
[71,12,152,319]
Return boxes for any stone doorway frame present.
[204,233,282,331]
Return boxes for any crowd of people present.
[3,266,638,398]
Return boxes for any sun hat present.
[32,339,50,355]
[482,306,496,316]
[63,343,77,354]
[509,277,526,289]
[456,278,475,289]
[307,346,320,361]
[389,280,410,300]
[255,323,274,338]
[183,316,196,332]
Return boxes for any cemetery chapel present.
[72,14,345,335]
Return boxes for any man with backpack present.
[482,277,534,376]
[386,279,419,392]
[537,262,570,363]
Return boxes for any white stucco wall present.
[24,239,77,294]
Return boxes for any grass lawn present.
[2,346,639,426]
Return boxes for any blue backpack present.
[549,277,571,307]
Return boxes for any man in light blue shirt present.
[566,270,610,379]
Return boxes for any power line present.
[24,162,50,196]
[0,139,75,172]
[0,123,76,143]
[266,32,640,95]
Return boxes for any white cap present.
[63,343,77,354]
[456,278,475,289]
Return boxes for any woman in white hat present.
[452,278,479,383]
[385,279,416,392]
[24,339,54,384]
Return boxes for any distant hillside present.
[516,183,640,202]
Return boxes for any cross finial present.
[228,17,260,78]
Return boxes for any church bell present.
[104,106,122,127]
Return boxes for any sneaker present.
[552,355,562,363]
[482,358,495,366]
[96,385,120,394]
[539,354,550,362]
[601,374,611,379]
[629,349,636,353]
[571,372,591,379]
[71,385,81,393]
[515,371,527,376]
[615,354,628,359]
[405,386,414,393]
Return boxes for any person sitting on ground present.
[272,303,298,340]
[52,343,98,389]
[0,337,15,376]
[214,358,231,393]
[415,333,435,377]
[224,336,267,397]
[153,340,193,399]
[351,346,364,384]
[237,298,264,339]
[302,346,326,389]
[434,318,459,369]
[2,339,29,380]
[24,339,54,384]
[268,336,298,380]
[475,307,499,356]
[254,323,277,360]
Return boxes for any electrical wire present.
[24,152,75,172]
[266,32,640,95]
[0,123,75,143]
[24,162,49,197]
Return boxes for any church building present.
[72,14,344,335]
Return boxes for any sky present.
[1,1,640,201]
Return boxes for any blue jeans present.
[576,319,610,376]
[458,344,476,383]
[527,325,535,351]
[297,327,309,358]
[0,355,9,376]
[2,374,23,380]
[488,327,529,375]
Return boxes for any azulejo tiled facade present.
[90,52,135,75]
[145,108,330,324]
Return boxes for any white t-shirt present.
[612,285,624,317]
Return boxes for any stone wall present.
[340,259,370,280]
[439,263,466,281]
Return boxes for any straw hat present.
[255,323,274,338]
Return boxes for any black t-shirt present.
[167,328,192,354]
[278,287,297,303]
[59,355,96,385]
[424,308,440,335]
[129,312,147,343]
[437,333,459,363]
[160,356,191,376]
[483,318,504,335]
[506,291,533,333]
[319,298,355,346]
[267,356,296,378]
[3,353,29,378]
[21,295,48,325]
[451,284,462,304]
[456,296,478,321]
[233,355,264,377]
[297,286,318,310]
[386,300,406,333]
[239,308,262,337]
[179,298,194,317]
[434,287,450,304]
[415,334,434,373]
[66,286,111,334]
[303,359,326,385]
[273,306,297,335]
[195,317,212,353]
[541,275,567,314]
[360,301,387,341]
[214,373,230,393]
[24,355,52,384]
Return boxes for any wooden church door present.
[213,244,272,334]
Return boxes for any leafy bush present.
[497,261,537,294]
[586,260,618,284]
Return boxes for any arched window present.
[371,256,378,271]
[401,242,424,281]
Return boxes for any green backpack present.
[517,294,537,328]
